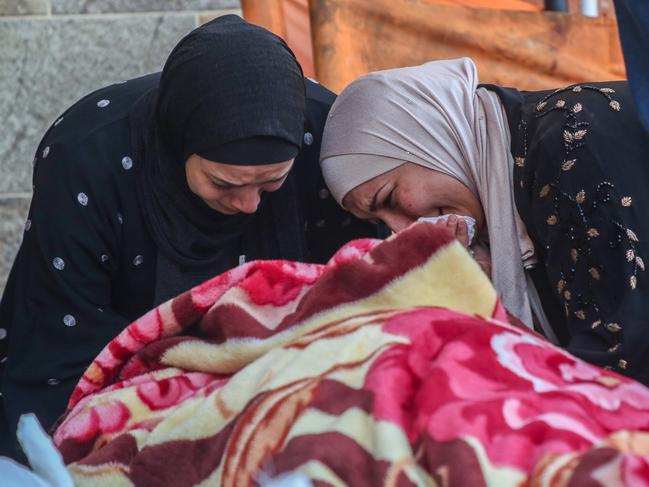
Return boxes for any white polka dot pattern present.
[53,257,65,270]
[63,314,76,327]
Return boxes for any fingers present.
[424,216,469,247]
[446,215,458,237]
[456,218,469,247]
[446,215,469,247]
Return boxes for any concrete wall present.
[0,0,241,292]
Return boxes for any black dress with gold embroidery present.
[486,81,649,385]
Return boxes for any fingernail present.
[449,215,457,223]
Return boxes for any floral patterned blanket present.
[53,223,649,486]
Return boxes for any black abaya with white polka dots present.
[0,76,379,457]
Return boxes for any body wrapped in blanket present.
[52,223,649,486]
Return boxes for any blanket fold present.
[53,223,649,486]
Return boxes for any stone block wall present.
[0,0,241,293]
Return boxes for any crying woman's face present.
[184,155,294,215]
[342,162,485,234]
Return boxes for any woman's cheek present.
[403,194,432,218]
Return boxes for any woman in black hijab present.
[0,15,378,458]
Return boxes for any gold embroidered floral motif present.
[637,256,645,271]
[515,157,525,167]
[563,130,573,144]
[562,159,576,171]
[589,267,600,280]
[572,103,582,113]
[622,196,632,207]
[591,320,602,329]
[563,290,572,301]
[572,86,583,92]
[547,215,557,225]
[536,101,547,112]
[557,279,565,293]
[618,359,628,369]
[627,249,635,262]
[608,343,621,353]
[606,323,622,332]
[587,228,600,238]
[539,185,550,197]
[575,310,586,320]
[570,248,578,262]
[630,275,638,289]
[600,87,615,93]
[627,229,639,242]
[555,100,566,108]
[574,129,588,140]
[609,100,621,111]
[576,190,586,204]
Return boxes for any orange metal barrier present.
[242,0,624,92]
[434,0,540,9]
[310,0,625,92]
[242,0,316,77]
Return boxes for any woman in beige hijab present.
[320,57,649,386]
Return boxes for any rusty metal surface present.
[241,0,315,77]
[434,0,540,9]
[310,0,625,93]
[241,0,287,38]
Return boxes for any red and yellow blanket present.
[53,223,649,486]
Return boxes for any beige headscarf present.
[320,58,538,328]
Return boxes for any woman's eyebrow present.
[369,183,387,212]
[210,176,240,187]
[210,168,292,188]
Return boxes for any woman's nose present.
[231,187,261,214]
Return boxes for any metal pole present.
[544,0,569,12]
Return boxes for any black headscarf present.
[130,15,306,303]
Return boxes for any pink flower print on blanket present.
[363,308,649,474]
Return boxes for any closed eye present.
[384,188,395,208]
[211,179,234,189]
